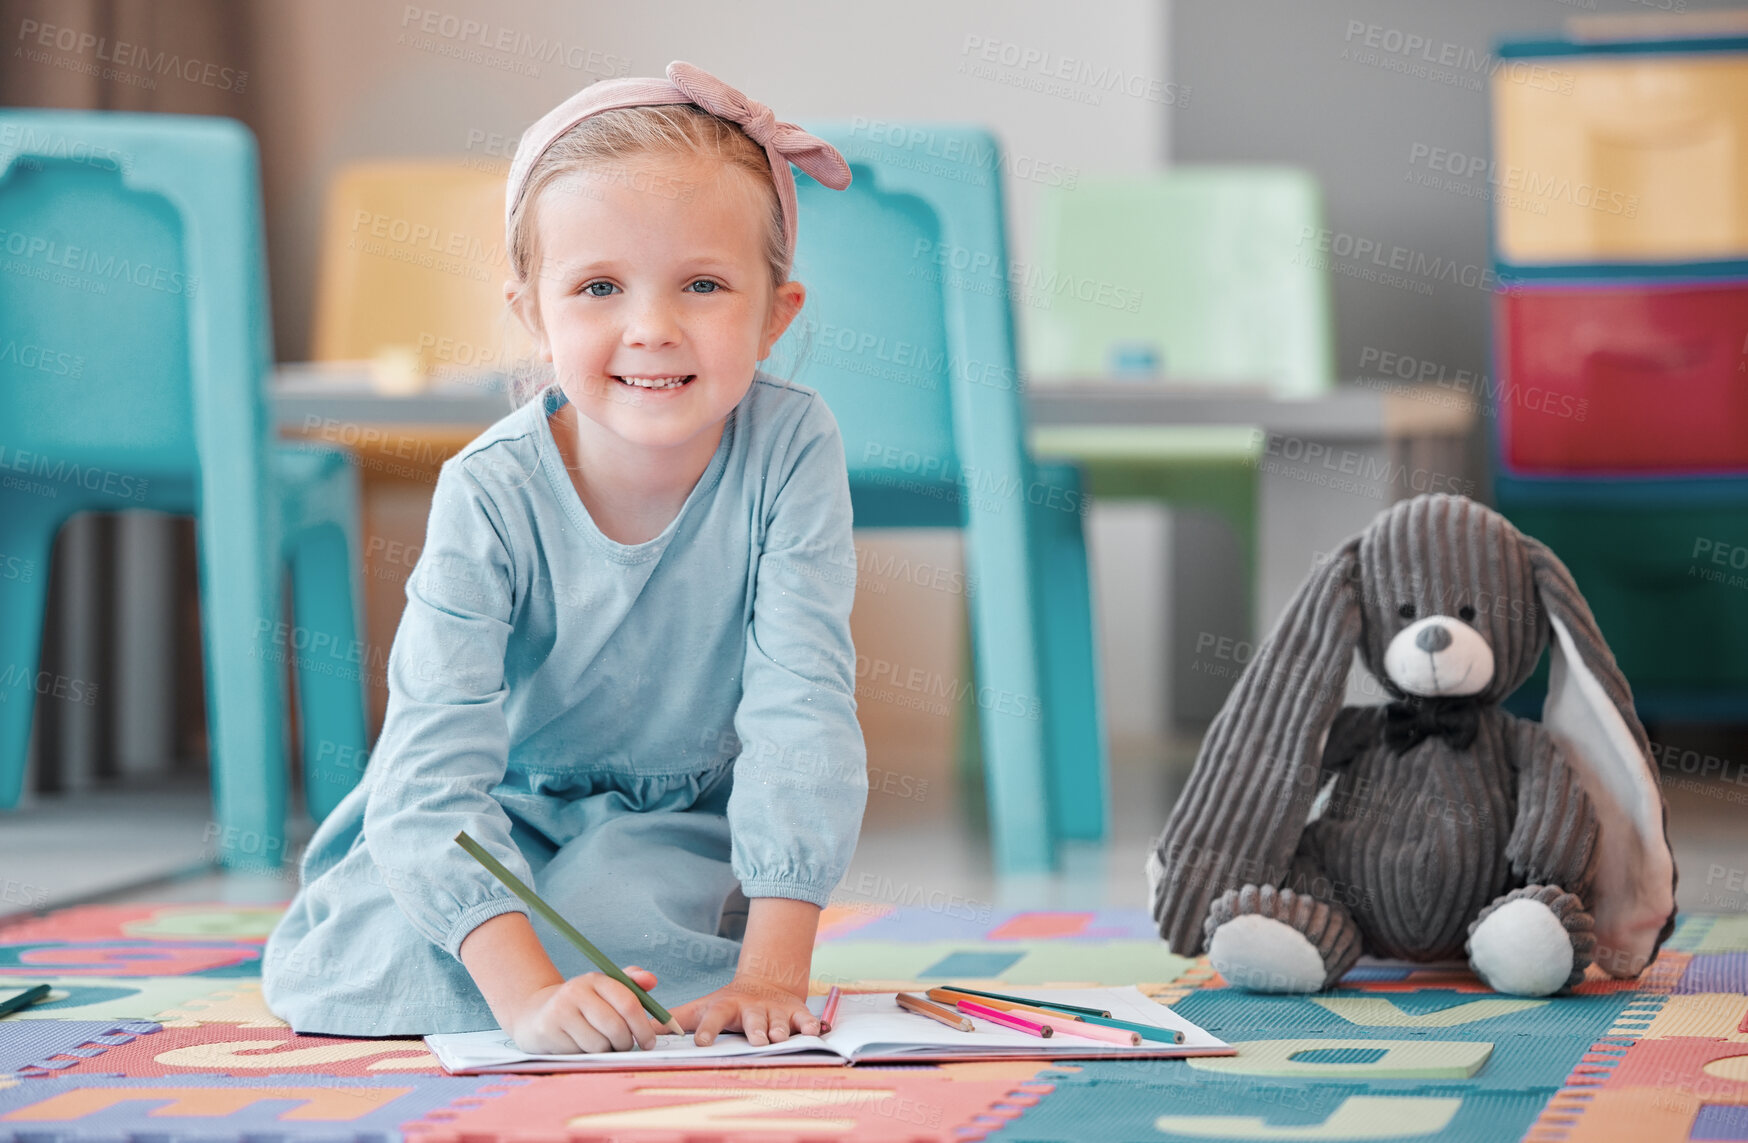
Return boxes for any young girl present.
[263,62,868,1054]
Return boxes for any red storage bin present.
[1497,278,1748,475]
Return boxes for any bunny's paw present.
[1204,884,1362,992]
[1466,884,1595,996]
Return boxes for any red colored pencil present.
[956,998,1053,1037]
[820,986,842,1034]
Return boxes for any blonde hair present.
[502,103,796,407]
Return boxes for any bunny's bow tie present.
[1383,697,1481,754]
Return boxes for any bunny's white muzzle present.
[1383,616,1494,698]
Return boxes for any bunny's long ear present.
[1523,536,1678,978]
[1149,537,1364,957]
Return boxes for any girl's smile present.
[613,374,694,390]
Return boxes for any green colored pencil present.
[1075,1012,1186,1045]
[0,983,51,1018]
[944,984,1111,1019]
[454,831,682,1034]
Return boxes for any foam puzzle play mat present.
[1,901,1745,1141]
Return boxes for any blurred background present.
[3,0,1746,919]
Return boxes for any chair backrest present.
[0,111,270,478]
[777,123,1032,529]
[1024,166,1335,396]
[311,161,531,379]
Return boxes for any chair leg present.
[1031,462,1110,843]
[287,520,369,820]
[0,495,64,808]
[194,492,288,870]
[962,477,1057,875]
[952,624,988,836]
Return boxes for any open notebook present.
[424,986,1234,1074]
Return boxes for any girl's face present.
[516,154,804,453]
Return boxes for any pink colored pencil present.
[820,986,842,1033]
[956,998,1053,1038]
[1027,1009,1142,1046]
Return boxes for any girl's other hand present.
[671,976,822,1046]
[507,966,669,1054]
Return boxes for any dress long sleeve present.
[726,396,869,906]
[361,459,533,958]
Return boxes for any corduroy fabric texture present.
[1521,534,1681,974]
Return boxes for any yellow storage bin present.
[312,161,532,382]
[1492,51,1748,264]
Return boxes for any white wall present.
[250,0,1168,351]
[248,0,1177,766]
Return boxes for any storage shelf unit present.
[1488,26,1748,721]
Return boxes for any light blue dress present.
[262,373,869,1036]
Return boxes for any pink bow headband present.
[505,60,852,278]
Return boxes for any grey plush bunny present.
[1147,493,1678,997]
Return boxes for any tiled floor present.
[5,729,1746,919]
[0,777,233,911]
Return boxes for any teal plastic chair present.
[0,110,369,867]
[786,122,1109,873]
[1026,167,1336,636]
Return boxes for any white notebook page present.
[425,986,1224,1071]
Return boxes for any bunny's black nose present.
[1416,623,1452,653]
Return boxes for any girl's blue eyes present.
[579,280,720,297]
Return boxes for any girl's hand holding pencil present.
[508,969,672,1055]
[456,831,826,1052]
[455,831,686,1055]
